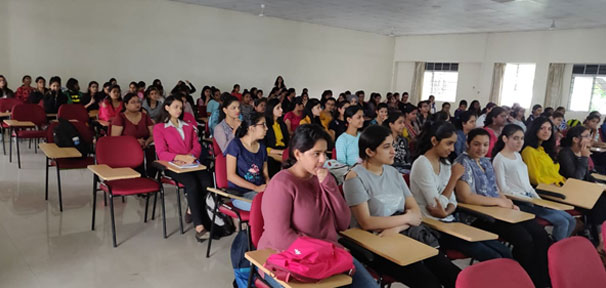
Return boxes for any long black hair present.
[560,125,589,148]
[235,112,265,138]
[359,125,392,160]
[159,95,185,123]
[121,93,140,112]
[484,106,505,127]
[491,124,524,159]
[284,124,331,169]
[265,98,282,126]
[524,116,557,162]
[344,105,363,124]
[302,98,322,125]
[219,93,239,121]
[414,121,456,164]
[455,110,477,130]
[383,112,404,130]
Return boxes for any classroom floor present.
[0,142,468,288]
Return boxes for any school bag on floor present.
[230,230,251,288]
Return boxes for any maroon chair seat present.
[16,130,46,138]
[535,217,552,227]
[100,178,161,196]
[160,176,185,188]
[51,157,95,169]
[219,203,250,222]
[9,103,48,168]
[548,236,606,288]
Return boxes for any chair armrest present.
[87,164,140,181]
[152,161,167,172]
[536,189,566,199]
[207,187,253,203]
[338,237,375,263]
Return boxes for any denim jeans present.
[263,257,379,288]
[439,233,513,261]
[232,191,257,211]
[518,203,576,241]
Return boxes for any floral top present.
[455,152,500,198]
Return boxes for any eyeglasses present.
[254,122,267,128]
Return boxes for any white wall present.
[394,27,606,119]
[0,0,395,98]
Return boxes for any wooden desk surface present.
[87,164,140,181]
[536,178,603,210]
[154,160,207,174]
[422,217,498,242]
[591,173,606,182]
[3,120,36,127]
[0,111,10,117]
[46,113,57,118]
[89,110,99,118]
[591,147,606,153]
[457,203,535,223]
[505,194,574,211]
[339,228,438,266]
[245,249,352,288]
[38,143,82,159]
[207,187,253,203]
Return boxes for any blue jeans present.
[232,191,257,211]
[518,203,576,241]
[439,233,513,261]
[263,257,379,288]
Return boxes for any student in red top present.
[153,96,213,242]
[111,93,155,177]
[15,75,34,103]
[283,96,304,135]
[231,84,242,101]
[482,106,507,157]
[99,85,123,122]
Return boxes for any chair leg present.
[56,162,63,212]
[151,191,158,220]
[16,135,21,169]
[206,193,219,258]
[144,194,150,223]
[45,157,49,201]
[1,127,5,155]
[103,191,107,206]
[161,188,167,239]
[176,185,184,234]
[9,128,12,162]
[91,175,98,231]
[246,266,255,288]
[109,194,117,248]
[122,196,125,203]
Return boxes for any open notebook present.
[169,161,200,169]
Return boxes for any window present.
[500,63,536,108]
[422,62,458,102]
[569,64,606,113]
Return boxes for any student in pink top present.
[99,84,123,122]
[153,96,213,242]
[482,106,507,157]
[258,124,379,288]
[283,96,304,135]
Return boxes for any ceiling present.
[174,0,606,36]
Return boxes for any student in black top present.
[64,78,83,104]
[43,78,68,113]
[28,76,47,105]
[329,101,351,140]
[83,81,104,111]
[263,99,289,177]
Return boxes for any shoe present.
[195,229,210,242]
[184,212,192,224]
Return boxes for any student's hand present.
[137,138,146,147]
[316,168,329,183]
[177,154,197,164]
[512,205,520,211]
[378,225,409,237]
[402,211,422,227]
[581,143,591,157]
[426,197,447,218]
[254,184,266,192]
[496,198,515,209]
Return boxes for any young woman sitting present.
[383,112,412,173]
[454,110,477,157]
[402,105,419,142]
[343,125,460,288]
[213,94,240,153]
[299,98,322,126]
[328,100,350,140]
[111,93,155,177]
[521,117,565,186]
[153,96,213,242]
[224,112,269,211]
[142,86,163,123]
[482,106,508,157]
[454,128,552,288]
[98,84,123,122]
[367,103,388,126]
[258,124,379,288]
[335,106,364,166]
[43,78,68,114]
[283,96,304,135]
[492,124,575,241]
[263,99,289,177]
[410,121,512,261]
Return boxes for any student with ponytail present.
[492,124,575,241]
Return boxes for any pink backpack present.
[263,237,355,283]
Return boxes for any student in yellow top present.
[299,98,323,126]
[319,97,336,130]
[521,117,565,186]
[263,99,289,177]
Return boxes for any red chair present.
[456,258,534,288]
[57,104,89,124]
[246,192,271,288]
[44,121,95,211]
[548,236,606,288]
[91,136,166,247]
[206,138,250,258]
[10,103,48,168]
[332,147,337,160]
[0,98,22,155]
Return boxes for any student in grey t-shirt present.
[342,125,460,288]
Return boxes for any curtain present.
[489,63,506,104]
[544,63,566,108]
[410,62,425,104]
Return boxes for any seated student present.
[224,112,269,211]
[343,125,460,288]
[558,125,606,250]
[258,124,379,288]
[28,76,47,105]
[454,128,552,288]
[98,84,123,122]
[319,97,336,131]
[64,78,83,104]
[402,105,420,142]
[153,96,213,242]
[482,106,507,157]
[213,94,240,153]
[15,75,33,103]
[239,90,254,117]
[453,100,467,120]
[141,86,163,123]
[111,93,155,177]
[335,106,364,166]
[253,97,266,114]
[521,117,565,186]
[82,81,103,111]
[411,122,512,261]
[283,96,304,135]
[367,103,388,126]
[493,124,575,241]
[328,100,350,140]
[206,88,221,135]
[299,98,322,126]
[43,78,69,114]
[383,112,412,173]
[583,112,602,146]
[0,75,14,98]
[454,110,477,157]
[526,104,543,126]
[263,99,289,177]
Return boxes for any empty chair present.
[456,258,535,288]
[57,104,90,124]
[548,236,606,288]
[10,103,48,168]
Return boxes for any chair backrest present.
[403,173,410,186]
[96,136,143,168]
[212,138,228,189]
[282,147,290,162]
[455,258,534,288]
[0,98,22,113]
[12,103,47,127]
[249,192,265,249]
[332,147,337,160]
[548,236,606,288]
[58,104,89,123]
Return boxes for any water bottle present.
[72,136,80,146]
